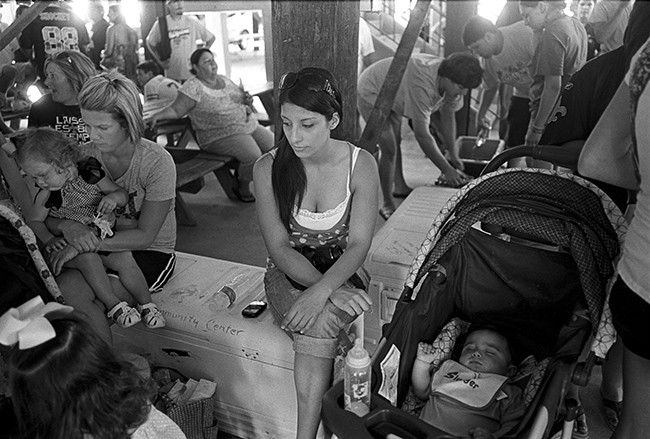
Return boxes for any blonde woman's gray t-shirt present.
[85,138,176,253]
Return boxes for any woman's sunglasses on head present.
[279,71,336,99]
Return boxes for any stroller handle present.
[482,145,581,175]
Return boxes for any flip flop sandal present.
[379,206,395,221]
[139,302,166,329]
[601,396,622,431]
[107,301,141,328]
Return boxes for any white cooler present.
[112,252,297,439]
[363,186,458,354]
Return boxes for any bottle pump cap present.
[346,338,370,368]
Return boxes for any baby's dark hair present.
[8,314,153,439]
[13,127,81,171]
[453,323,520,365]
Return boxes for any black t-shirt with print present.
[19,4,90,79]
[28,94,90,145]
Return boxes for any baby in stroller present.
[322,168,625,439]
[412,325,525,438]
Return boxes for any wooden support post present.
[356,0,431,155]
[0,2,50,53]
[271,1,359,143]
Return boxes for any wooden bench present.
[169,147,238,227]
[152,117,198,149]
[1,106,30,131]
[145,87,275,227]
[145,116,242,227]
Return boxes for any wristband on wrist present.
[529,124,545,135]
[415,357,433,365]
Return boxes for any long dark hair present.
[8,315,152,439]
[272,67,343,229]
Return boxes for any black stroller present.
[322,149,626,438]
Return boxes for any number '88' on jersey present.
[42,26,79,55]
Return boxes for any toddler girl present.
[13,127,165,329]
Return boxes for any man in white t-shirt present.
[463,16,535,157]
[358,53,482,218]
[145,0,215,82]
[588,0,633,54]
[136,60,180,116]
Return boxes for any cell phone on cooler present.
[242,300,267,318]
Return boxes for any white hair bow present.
[0,296,73,350]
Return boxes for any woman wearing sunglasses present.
[254,67,379,439]
[145,48,273,202]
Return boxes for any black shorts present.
[107,251,176,293]
[505,96,530,149]
[610,276,650,359]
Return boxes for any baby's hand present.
[468,427,494,439]
[45,236,67,253]
[97,195,118,214]
[416,342,437,364]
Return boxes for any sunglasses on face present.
[278,71,337,99]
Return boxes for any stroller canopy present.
[405,168,626,357]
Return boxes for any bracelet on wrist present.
[415,357,433,365]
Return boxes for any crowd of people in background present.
[0,0,648,438]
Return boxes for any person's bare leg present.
[601,339,624,401]
[294,352,333,439]
[56,269,112,342]
[64,253,121,309]
[392,118,410,195]
[610,345,650,438]
[394,141,408,191]
[102,251,151,305]
[377,125,398,214]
